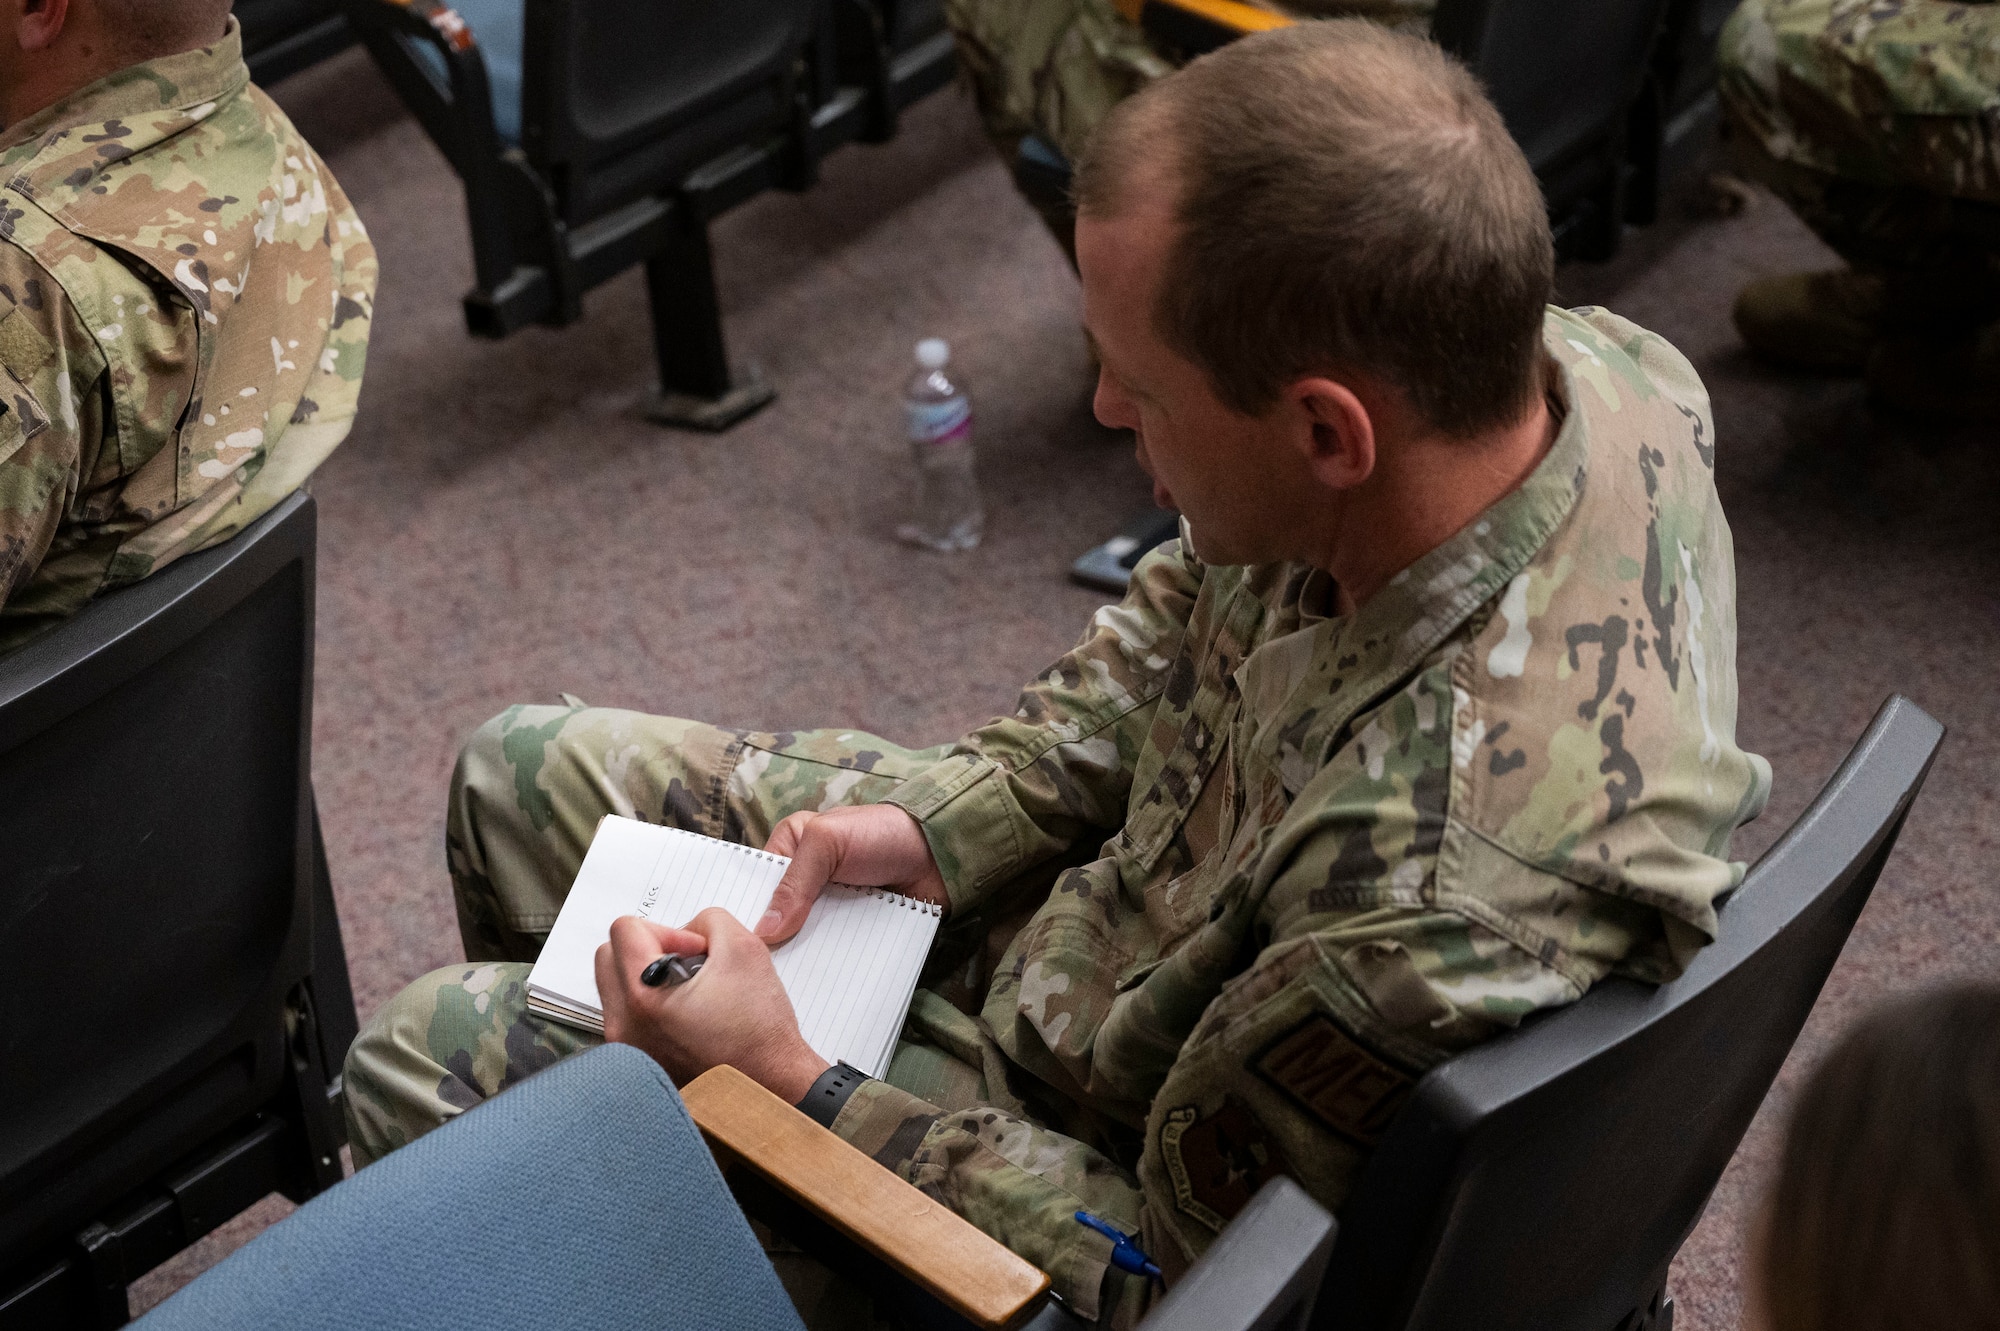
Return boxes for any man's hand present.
[758,804,949,944]
[595,908,828,1102]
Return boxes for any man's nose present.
[1093,372,1137,431]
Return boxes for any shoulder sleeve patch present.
[1253,1013,1414,1148]
[1159,1098,1292,1234]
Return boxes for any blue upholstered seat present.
[413,0,525,144]
[137,1045,807,1331]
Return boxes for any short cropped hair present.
[99,0,233,60]
[1072,21,1554,438]
[1762,983,2000,1331]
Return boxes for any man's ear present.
[18,0,70,53]
[1288,376,1376,492]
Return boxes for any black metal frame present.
[236,0,357,87]
[0,494,356,1330]
[340,0,955,431]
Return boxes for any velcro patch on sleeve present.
[1253,1013,1413,1148]
[1160,1098,1292,1234]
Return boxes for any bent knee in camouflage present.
[343,960,597,1169]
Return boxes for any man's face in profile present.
[1076,162,1319,570]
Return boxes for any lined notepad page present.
[524,816,940,1078]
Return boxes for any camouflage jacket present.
[1720,0,2000,204]
[0,18,376,653]
[837,307,1771,1324]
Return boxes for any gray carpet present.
[127,47,2000,1327]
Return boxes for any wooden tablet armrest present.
[682,1066,1052,1331]
[1119,0,1293,55]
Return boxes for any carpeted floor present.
[127,46,1998,1326]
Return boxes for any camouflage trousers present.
[342,704,1020,1163]
[1720,0,2000,311]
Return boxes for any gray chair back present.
[1318,696,1944,1331]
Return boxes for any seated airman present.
[347,21,1768,1327]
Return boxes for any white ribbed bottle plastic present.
[895,338,983,552]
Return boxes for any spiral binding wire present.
[833,883,944,916]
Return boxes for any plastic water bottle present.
[896,338,983,552]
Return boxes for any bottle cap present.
[915,338,950,370]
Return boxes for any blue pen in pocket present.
[1074,1210,1164,1287]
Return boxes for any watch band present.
[796,1061,871,1128]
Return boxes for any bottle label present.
[907,395,971,445]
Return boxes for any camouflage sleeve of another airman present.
[885,533,1204,918]
[185,111,377,547]
[296,150,375,445]
[0,247,107,609]
[943,0,1171,162]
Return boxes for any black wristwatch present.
[796,1061,871,1128]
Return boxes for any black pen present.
[640,952,705,987]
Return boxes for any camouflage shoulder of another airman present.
[0,19,375,648]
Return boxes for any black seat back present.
[0,494,351,1316]
[234,0,353,85]
[520,0,818,224]
[1318,695,1945,1331]
[1433,0,1672,240]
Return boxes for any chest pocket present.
[1119,586,1264,876]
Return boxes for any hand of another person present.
[758,803,948,944]
[595,908,828,1103]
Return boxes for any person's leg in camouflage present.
[344,702,953,1165]
[1719,0,2000,404]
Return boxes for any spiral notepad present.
[524,815,942,1078]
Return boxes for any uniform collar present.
[1239,330,1591,780]
[1,17,246,171]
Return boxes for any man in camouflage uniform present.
[1720,0,2000,421]
[348,22,1768,1328]
[0,0,376,653]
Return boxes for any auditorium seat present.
[343,0,954,432]
[0,495,356,1329]
[404,0,524,145]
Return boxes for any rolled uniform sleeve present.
[885,533,1202,916]
[830,1076,1148,1324]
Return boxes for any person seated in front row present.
[0,0,376,655]
[345,20,1771,1328]
[1746,983,2000,1331]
